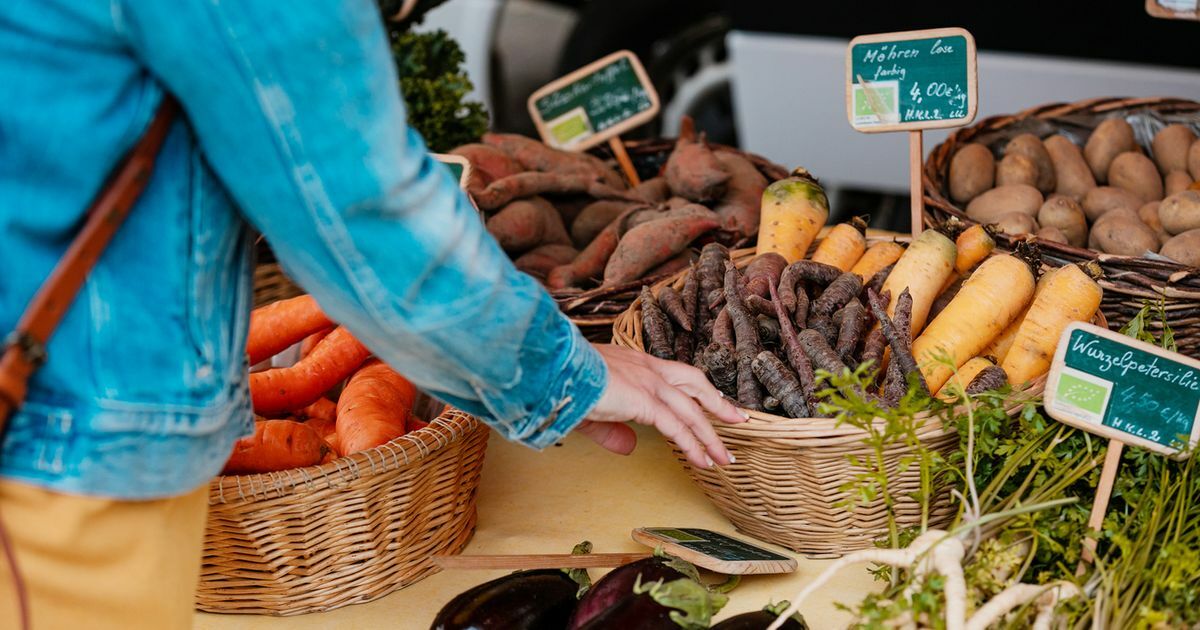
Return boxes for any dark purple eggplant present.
[568,557,687,628]
[431,569,578,630]
[574,589,680,629]
[575,575,728,630]
[711,601,808,629]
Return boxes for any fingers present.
[633,393,714,469]
[655,384,733,466]
[650,359,747,425]
[575,421,637,456]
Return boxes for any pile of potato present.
[948,119,1200,266]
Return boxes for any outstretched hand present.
[574,344,747,469]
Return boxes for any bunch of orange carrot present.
[221,296,427,475]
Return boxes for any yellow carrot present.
[757,168,828,264]
[850,240,905,280]
[811,216,868,271]
[982,304,1029,364]
[881,229,957,338]
[935,356,995,400]
[1001,263,1103,386]
[912,254,1036,393]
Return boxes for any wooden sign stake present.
[608,137,641,186]
[909,131,924,238]
[1077,440,1124,574]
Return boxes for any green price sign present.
[527,50,660,151]
[846,27,977,133]
[1044,322,1200,457]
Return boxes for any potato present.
[1088,214,1158,256]
[1004,134,1056,194]
[1166,170,1193,197]
[1158,190,1200,235]
[949,143,995,203]
[1037,225,1068,245]
[1085,118,1137,183]
[1138,201,1172,246]
[1152,124,1197,175]
[1190,139,1200,181]
[1037,196,1088,247]
[1108,152,1163,202]
[1160,229,1200,267]
[965,184,1043,224]
[1044,135,1096,200]
[1081,186,1143,222]
[993,211,1039,236]
[995,153,1039,188]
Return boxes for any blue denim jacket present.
[0,0,606,499]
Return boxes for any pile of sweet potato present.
[222,296,433,475]
[452,116,772,290]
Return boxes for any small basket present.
[196,264,489,616]
[611,248,1054,557]
[550,139,789,343]
[923,96,1200,355]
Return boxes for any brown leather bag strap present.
[0,95,180,436]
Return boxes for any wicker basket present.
[549,138,789,343]
[611,248,1054,557]
[196,265,490,616]
[923,96,1200,355]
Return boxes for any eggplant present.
[568,557,687,628]
[430,569,578,630]
[711,602,808,630]
[574,590,680,629]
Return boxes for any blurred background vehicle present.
[415,0,1200,231]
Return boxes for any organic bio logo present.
[1058,372,1110,416]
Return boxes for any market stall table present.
[194,424,882,628]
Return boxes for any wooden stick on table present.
[432,551,651,570]
[1076,439,1124,575]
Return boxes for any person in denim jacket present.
[0,0,743,626]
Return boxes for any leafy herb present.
[388,29,489,152]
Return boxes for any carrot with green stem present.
[246,295,334,366]
[910,253,1037,393]
[880,228,957,337]
[756,168,829,263]
[336,360,417,456]
[811,216,868,271]
[249,326,372,415]
[1001,262,1102,386]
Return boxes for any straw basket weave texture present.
[612,247,1055,557]
[196,264,489,616]
[550,138,789,343]
[923,96,1200,356]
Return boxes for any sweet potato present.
[664,115,729,202]
[645,251,697,279]
[481,132,623,188]
[449,143,524,197]
[626,203,718,230]
[632,177,672,204]
[570,200,642,247]
[546,222,623,289]
[475,172,639,211]
[514,244,579,278]
[486,196,571,254]
[713,151,768,239]
[603,214,719,285]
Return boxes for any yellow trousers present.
[0,480,208,630]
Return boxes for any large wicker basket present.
[923,96,1200,356]
[196,263,490,616]
[611,248,1052,557]
[549,138,789,342]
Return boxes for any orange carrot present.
[249,327,371,415]
[811,217,868,271]
[295,397,336,423]
[246,295,334,366]
[850,241,905,280]
[222,419,329,475]
[299,327,334,358]
[336,360,417,456]
[937,224,997,296]
[408,417,431,433]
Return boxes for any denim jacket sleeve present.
[115,0,607,448]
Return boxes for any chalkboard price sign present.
[527,50,660,151]
[1045,322,1200,457]
[845,27,978,133]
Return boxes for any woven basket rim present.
[209,405,480,505]
[922,96,1200,291]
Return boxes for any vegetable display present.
[638,224,1102,417]
[224,296,435,475]
[449,116,779,296]
[946,122,1200,264]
